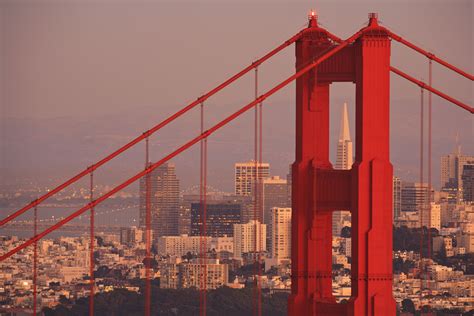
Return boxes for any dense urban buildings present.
[160,258,229,290]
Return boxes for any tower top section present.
[368,12,379,27]
[308,9,318,28]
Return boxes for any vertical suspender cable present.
[253,66,262,316]
[419,86,425,296]
[199,102,207,316]
[89,171,95,316]
[33,204,38,315]
[427,59,433,292]
[255,68,266,315]
[145,137,151,316]
[203,135,208,312]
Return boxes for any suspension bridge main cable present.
[0,29,372,262]
[0,29,306,228]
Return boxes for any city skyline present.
[0,1,472,315]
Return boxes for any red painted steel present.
[289,13,397,315]
[0,31,304,228]
[199,102,207,316]
[0,30,355,262]
[420,87,425,293]
[89,172,95,316]
[1,13,472,316]
[33,205,38,315]
[390,66,473,113]
[427,59,433,292]
[145,137,151,316]
[388,30,474,80]
[253,66,262,316]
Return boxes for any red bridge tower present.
[289,13,397,315]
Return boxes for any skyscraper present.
[335,102,353,170]
[393,176,402,220]
[401,182,430,213]
[139,162,180,239]
[234,161,270,223]
[233,220,267,259]
[262,176,290,225]
[190,201,241,237]
[462,165,474,202]
[271,207,291,260]
[333,103,353,236]
[440,144,474,194]
[234,161,270,196]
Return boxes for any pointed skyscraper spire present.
[335,102,353,170]
[339,102,351,142]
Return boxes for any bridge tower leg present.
[348,14,397,316]
[288,13,336,316]
[288,13,396,316]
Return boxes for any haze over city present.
[0,1,473,315]
[1,0,472,192]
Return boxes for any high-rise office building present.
[178,203,191,236]
[271,207,292,260]
[262,176,290,250]
[262,176,290,225]
[333,103,353,236]
[190,201,241,237]
[440,145,474,193]
[234,161,269,224]
[335,102,353,170]
[401,182,430,213]
[234,161,270,196]
[462,164,474,202]
[287,164,293,206]
[233,220,267,259]
[393,176,402,220]
[139,162,180,239]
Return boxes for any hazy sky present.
[0,0,472,193]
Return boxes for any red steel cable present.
[323,27,472,114]
[0,30,304,228]
[0,30,364,262]
[33,205,37,315]
[203,137,208,315]
[427,59,433,293]
[390,67,473,114]
[89,172,95,316]
[387,30,474,81]
[253,66,261,316]
[419,87,425,295]
[145,137,151,316]
[258,77,263,316]
[199,102,207,316]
